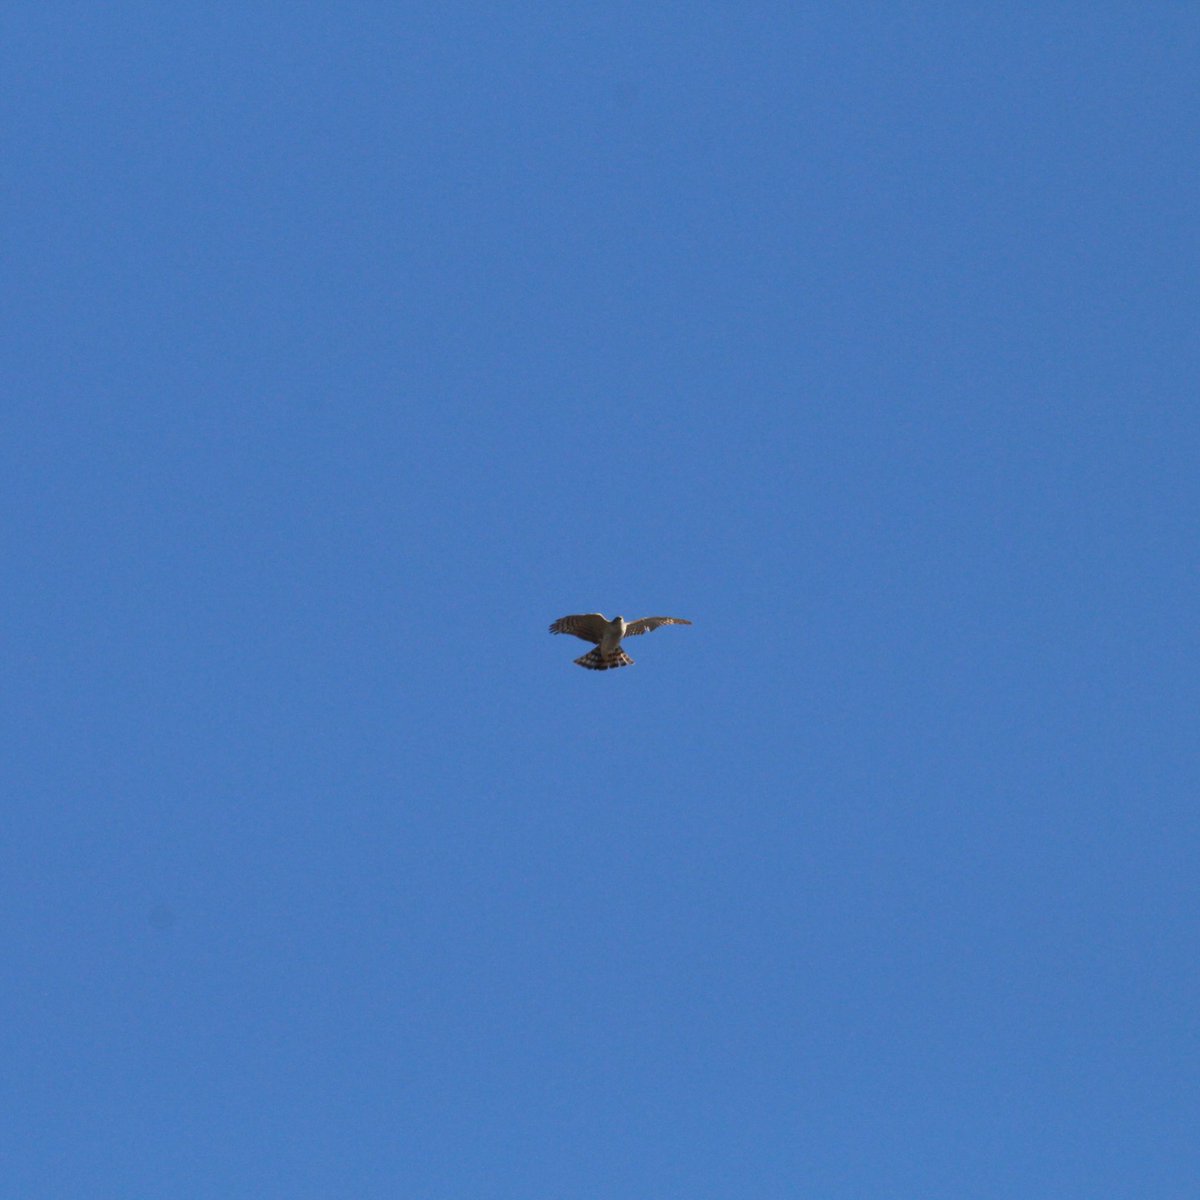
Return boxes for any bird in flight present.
[549,612,692,670]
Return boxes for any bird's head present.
[613,615,624,623]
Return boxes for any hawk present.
[549,613,692,670]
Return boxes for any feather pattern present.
[623,617,692,637]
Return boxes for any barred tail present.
[575,646,634,670]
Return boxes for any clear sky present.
[3,5,1197,1197]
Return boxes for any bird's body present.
[599,616,627,657]
[549,612,691,670]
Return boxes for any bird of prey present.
[549,612,692,670]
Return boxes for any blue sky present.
[3,5,1197,1197]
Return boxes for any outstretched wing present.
[624,616,692,637]
[549,613,608,643]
